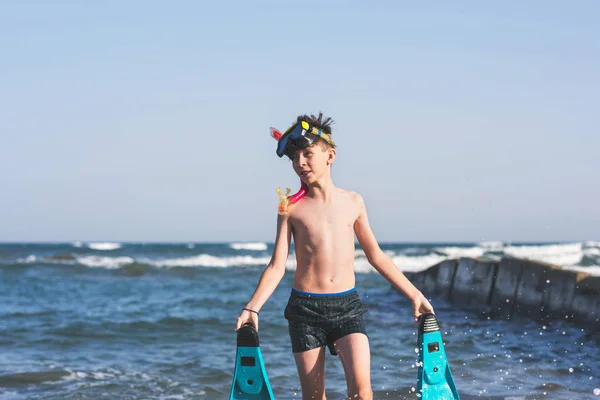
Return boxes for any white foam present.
[435,246,485,259]
[59,367,143,385]
[351,254,447,274]
[58,240,599,276]
[585,241,600,248]
[77,255,134,269]
[282,252,446,274]
[159,390,206,399]
[504,242,581,257]
[584,248,600,256]
[87,242,121,251]
[71,241,83,248]
[398,247,428,256]
[538,253,583,266]
[504,243,583,265]
[355,249,395,257]
[391,254,448,272]
[17,255,37,263]
[229,242,268,251]
[353,258,377,273]
[148,254,271,268]
[354,249,366,257]
[478,241,505,251]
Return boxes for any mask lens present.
[276,135,290,157]
[276,124,305,158]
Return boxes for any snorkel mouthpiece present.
[270,125,308,215]
[276,182,308,215]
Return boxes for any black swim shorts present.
[284,288,368,355]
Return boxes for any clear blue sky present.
[1,1,598,243]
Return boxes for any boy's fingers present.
[236,313,248,331]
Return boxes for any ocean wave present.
[325,254,447,274]
[390,254,449,272]
[0,370,70,387]
[57,367,148,384]
[435,246,486,259]
[584,248,600,256]
[16,255,37,264]
[86,242,121,251]
[119,262,156,276]
[49,316,222,339]
[76,255,135,269]
[397,247,430,256]
[3,241,598,276]
[478,241,505,251]
[45,253,78,262]
[147,254,271,268]
[229,242,268,251]
[53,367,209,397]
[504,243,583,266]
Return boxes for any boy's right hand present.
[236,309,259,331]
[411,291,435,322]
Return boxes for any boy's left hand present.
[411,292,434,322]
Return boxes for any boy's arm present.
[236,213,292,330]
[353,193,434,319]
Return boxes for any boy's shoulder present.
[335,187,365,207]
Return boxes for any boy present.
[236,113,434,400]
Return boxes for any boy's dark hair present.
[295,112,335,150]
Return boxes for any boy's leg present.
[334,333,372,400]
[293,346,327,400]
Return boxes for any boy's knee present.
[348,387,372,400]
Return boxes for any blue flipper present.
[417,313,460,400]
[229,323,275,400]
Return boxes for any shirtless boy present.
[236,113,434,400]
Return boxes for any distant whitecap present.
[504,243,583,266]
[87,242,121,251]
[435,246,485,259]
[148,254,270,268]
[76,255,133,269]
[229,242,268,251]
[478,241,505,251]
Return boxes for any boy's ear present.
[327,147,336,165]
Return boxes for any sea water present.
[0,242,598,399]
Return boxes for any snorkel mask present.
[274,121,336,160]
[270,120,336,215]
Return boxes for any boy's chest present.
[290,202,358,237]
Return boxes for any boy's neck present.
[306,174,335,201]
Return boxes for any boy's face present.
[291,143,335,183]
